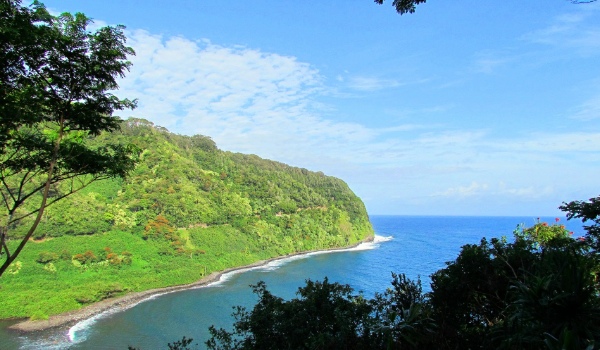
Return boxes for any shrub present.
[6,261,22,275]
[83,250,98,263]
[36,251,59,264]
[72,250,100,265]
[96,283,128,300]
[75,294,95,305]
[72,254,86,265]
[43,263,57,273]
[59,249,71,260]
[107,253,122,266]
[29,311,49,321]
[121,251,133,265]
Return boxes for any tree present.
[0,0,138,276]
[207,219,599,349]
[206,275,438,350]
[207,278,378,350]
[561,195,600,253]
[373,0,427,15]
[374,0,598,15]
[496,244,600,349]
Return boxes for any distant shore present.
[8,235,374,334]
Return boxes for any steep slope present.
[0,118,373,319]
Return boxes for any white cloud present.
[434,182,556,201]
[497,182,556,199]
[434,182,490,198]
[335,73,430,92]
[345,76,402,91]
[502,132,600,153]
[120,30,321,132]
[112,28,599,215]
[116,30,393,167]
[570,93,600,120]
[469,7,600,75]
[472,54,515,74]
[521,8,600,56]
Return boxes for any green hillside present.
[0,118,373,320]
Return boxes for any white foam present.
[66,235,393,342]
[374,235,394,243]
[68,291,175,343]
[198,240,389,288]
[68,313,100,343]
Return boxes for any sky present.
[41,0,600,216]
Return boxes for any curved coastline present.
[8,235,374,334]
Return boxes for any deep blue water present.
[0,216,586,349]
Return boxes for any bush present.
[121,251,133,265]
[107,252,122,266]
[29,311,49,321]
[59,249,71,260]
[96,283,128,300]
[207,220,600,350]
[72,253,86,265]
[36,251,59,264]
[83,250,99,264]
[72,250,101,265]
[43,263,57,273]
[75,294,95,305]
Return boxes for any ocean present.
[0,215,586,349]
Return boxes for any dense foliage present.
[207,204,600,350]
[0,0,138,276]
[374,0,427,15]
[373,0,598,15]
[0,119,373,320]
[561,196,600,253]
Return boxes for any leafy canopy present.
[373,0,427,15]
[0,0,138,276]
[207,214,600,350]
[561,196,600,252]
[373,0,598,15]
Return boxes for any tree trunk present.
[0,122,64,277]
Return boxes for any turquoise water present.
[0,216,586,349]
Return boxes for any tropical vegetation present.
[2,3,598,350]
[207,199,600,350]
[0,118,373,320]
[0,1,372,320]
[0,0,138,276]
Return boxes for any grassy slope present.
[0,119,373,319]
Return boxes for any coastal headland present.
[9,236,374,334]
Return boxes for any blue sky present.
[42,0,600,216]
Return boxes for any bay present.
[0,215,585,349]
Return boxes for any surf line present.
[66,235,390,343]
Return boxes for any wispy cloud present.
[502,132,600,153]
[570,93,600,120]
[521,8,600,56]
[344,76,403,91]
[434,181,556,200]
[434,182,490,198]
[117,30,385,164]
[114,28,599,215]
[472,53,516,74]
[337,74,430,92]
[469,6,600,74]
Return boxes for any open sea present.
[0,215,586,349]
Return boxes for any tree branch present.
[0,118,64,276]
[8,173,105,225]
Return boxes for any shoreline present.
[8,235,374,334]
